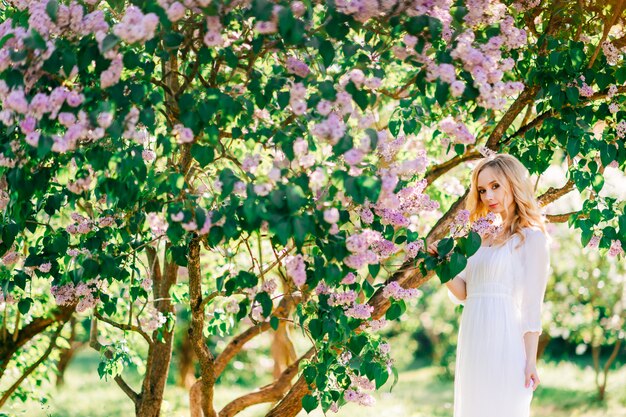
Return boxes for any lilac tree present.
[0,1,625,416]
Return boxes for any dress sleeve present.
[447,268,467,306]
[520,229,550,336]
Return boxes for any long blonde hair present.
[467,154,547,248]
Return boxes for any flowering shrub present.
[0,0,625,415]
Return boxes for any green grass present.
[4,352,626,417]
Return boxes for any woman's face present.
[477,166,515,220]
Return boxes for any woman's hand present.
[524,362,540,391]
[426,240,440,257]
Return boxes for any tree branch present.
[89,318,140,405]
[0,325,63,407]
[93,311,152,346]
[220,348,314,417]
[214,296,298,378]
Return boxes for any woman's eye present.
[492,184,499,189]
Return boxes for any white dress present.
[448,227,551,417]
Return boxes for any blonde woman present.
[428,153,551,417]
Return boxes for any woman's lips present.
[489,203,498,208]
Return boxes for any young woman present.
[429,153,551,417]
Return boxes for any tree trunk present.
[178,330,197,389]
[56,317,84,387]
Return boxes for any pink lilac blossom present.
[142,149,156,162]
[315,281,331,295]
[285,254,307,287]
[368,318,387,331]
[0,289,15,305]
[225,298,240,314]
[147,212,168,236]
[173,124,194,144]
[609,103,619,114]
[324,208,340,224]
[602,41,621,65]
[341,272,357,285]
[329,290,357,306]
[616,121,626,138]
[261,278,277,294]
[2,250,20,266]
[350,374,376,390]
[140,278,152,291]
[311,112,346,145]
[379,342,391,355]
[345,303,374,319]
[405,240,425,259]
[286,56,310,77]
[608,240,623,257]
[382,281,421,300]
[438,117,475,144]
[370,239,398,258]
[113,6,159,44]
[586,235,601,249]
[471,212,500,236]
[255,20,277,34]
[204,16,224,47]
[139,306,167,331]
[291,1,306,16]
[344,389,376,406]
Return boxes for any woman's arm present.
[523,331,540,390]
[445,276,466,302]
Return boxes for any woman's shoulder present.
[520,226,550,248]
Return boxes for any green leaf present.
[302,394,318,413]
[435,81,449,106]
[308,318,323,339]
[566,137,581,158]
[255,291,273,317]
[164,32,184,48]
[101,34,119,53]
[591,173,604,192]
[46,0,59,23]
[459,231,481,257]
[191,144,215,167]
[436,238,454,257]
[386,300,406,320]
[0,34,15,49]
[18,297,33,315]
[565,86,579,105]
[270,315,279,331]
[319,39,335,67]
[616,66,626,84]
[286,185,307,212]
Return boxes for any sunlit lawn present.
[5,351,626,417]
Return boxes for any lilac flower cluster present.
[289,82,308,115]
[439,117,476,145]
[382,281,421,300]
[0,289,16,305]
[404,240,425,260]
[470,212,500,236]
[608,240,623,257]
[139,305,167,332]
[616,121,626,138]
[286,57,310,78]
[450,209,471,238]
[602,41,621,66]
[285,254,307,287]
[66,212,93,235]
[112,6,159,44]
[328,290,357,307]
[345,303,374,319]
[51,279,102,312]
